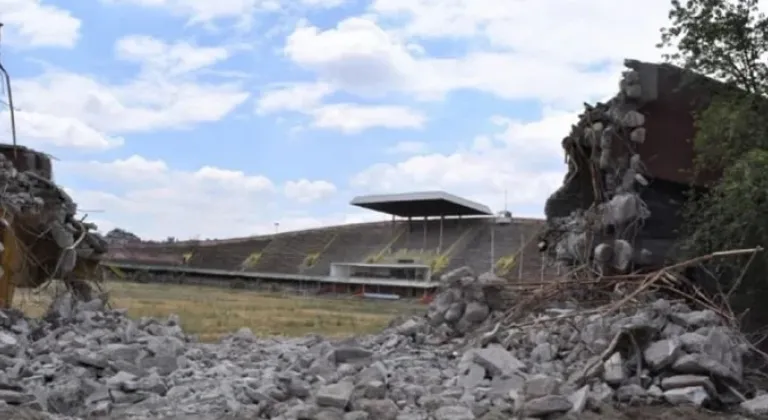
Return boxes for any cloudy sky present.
[0,0,673,240]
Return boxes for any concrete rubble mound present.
[0,268,766,419]
[0,146,107,290]
[542,59,685,273]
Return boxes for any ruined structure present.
[0,144,108,306]
[2,269,768,419]
[541,59,724,273]
[105,229,142,246]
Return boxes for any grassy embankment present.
[14,281,423,342]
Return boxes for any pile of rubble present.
[424,267,508,338]
[2,270,768,419]
[0,146,107,286]
[104,229,142,246]
[542,59,666,273]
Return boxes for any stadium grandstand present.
[104,191,556,300]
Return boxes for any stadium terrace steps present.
[105,246,191,267]
[444,220,553,280]
[248,229,337,274]
[106,218,554,280]
[303,223,397,276]
[375,219,483,266]
[187,238,271,271]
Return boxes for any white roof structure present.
[350,191,493,217]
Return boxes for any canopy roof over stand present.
[350,191,493,218]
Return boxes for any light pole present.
[490,223,495,274]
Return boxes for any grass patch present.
[13,281,423,342]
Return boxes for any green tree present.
[659,0,768,94]
[659,0,768,333]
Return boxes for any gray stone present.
[333,347,373,363]
[741,394,768,415]
[434,405,475,420]
[395,319,424,336]
[358,399,399,420]
[0,333,19,357]
[643,339,681,370]
[661,375,715,395]
[444,302,465,323]
[530,343,554,363]
[523,395,572,417]
[615,384,646,402]
[471,345,525,377]
[460,364,485,389]
[671,310,720,328]
[621,110,645,128]
[568,385,588,413]
[317,381,354,409]
[363,380,387,399]
[663,386,709,406]
[0,389,33,404]
[462,302,490,324]
[603,352,624,385]
[524,375,559,399]
[345,411,370,420]
[672,353,740,383]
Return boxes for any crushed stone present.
[1,267,767,419]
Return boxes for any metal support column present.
[438,215,444,253]
[422,216,427,250]
[490,223,495,274]
[407,216,412,249]
[518,232,524,280]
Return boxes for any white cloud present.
[284,179,337,203]
[6,35,249,151]
[255,82,333,114]
[0,110,124,151]
[283,17,627,106]
[0,0,81,48]
[61,155,336,239]
[386,140,427,155]
[351,108,574,215]
[61,155,370,239]
[370,0,670,65]
[300,0,347,7]
[310,103,424,133]
[114,35,232,76]
[284,0,676,217]
[103,0,347,29]
[103,0,277,27]
[255,83,424,132]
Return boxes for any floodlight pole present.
[490,223,495,274]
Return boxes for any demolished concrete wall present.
[541,59,729,273]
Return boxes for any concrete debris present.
[542,60,662,273]
[105,229,142,246]
[0,268,766,419]
[0,147,107,290]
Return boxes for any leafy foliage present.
[659,0,768,94]
[692,92,768,172]
[659,0,768,331]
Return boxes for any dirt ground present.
[13,280,423,341]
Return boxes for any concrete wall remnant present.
[540,58,730,274]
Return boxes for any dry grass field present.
[13,281,424,341]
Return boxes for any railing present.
[101,261,438,288]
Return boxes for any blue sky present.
[0,0,672,239]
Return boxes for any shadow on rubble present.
[574,403,765,419]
